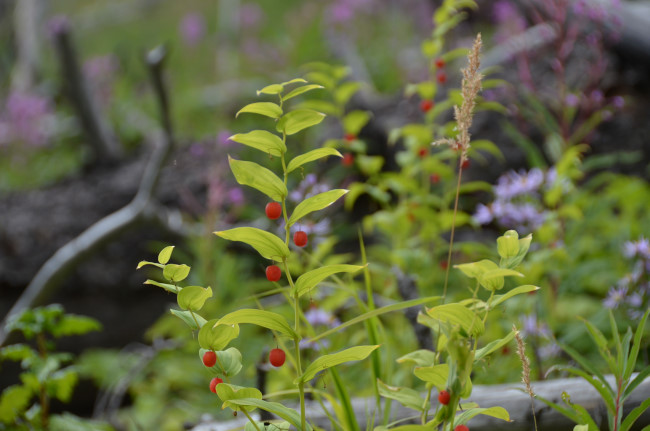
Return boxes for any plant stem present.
[283,258,307,431]
[242,408,261,431]
[36,333,50,430]
[442,158,464,302]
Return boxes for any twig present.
[52,20,122,165]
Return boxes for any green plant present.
[0,305,108,431]
[538,309,650,431]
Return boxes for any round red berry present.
[293,231,308,247]
[440,260,449,270]
[438,390,451,405]
[437,71,447,84]
[210,377,223,393]
[418,147,428,158]
[454,425,469,431]
[461,159,470,169]
[430,173,440,184]
[344,133,356,142]
[342,153,354,166]
[269,348,286,367]
[420,99,434,113]
[203,351,217,367]
[435,58,445,68]
[265,202,282,220]
[266,265,281,282]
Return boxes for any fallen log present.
[190,374,650,431]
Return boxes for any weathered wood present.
[52,20,122,165]
[0,47,175,347]
[190,374,650,431]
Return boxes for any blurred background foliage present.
[1,0,649,430]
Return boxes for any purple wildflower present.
[227,187,245,207]
[305,307,340,327]
[604,285,628,309]
[565,93,580,108]
[240,3,264,29]
[217,130,234,148]
[612,96,625,109]
[179,12,206,47]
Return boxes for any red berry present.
[265,202,282,220]
[266,265,282,282]
[342,153,354,166]
[344,133,356,142]
[454,426,469,431]
[438,390,451,405]
[420,99,434,113]
[430,173,440,184]
[293,231,308,247]
[435,58,445,68]
[210,377,223,393]
[418,147,428,158]
[203,351,217,367]
[269,348,286,367]
[440,260,449,270]
[437,71,447,84]
[461,159,470,169]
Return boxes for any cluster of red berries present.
[419,57,447,114]
[203,351,224,393]
[264,201,309,281]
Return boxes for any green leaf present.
[311,296,441,342]
[413,364,449,389]
[170,309,206,330]
[288,189,348,227]
[199,319,240,351]
[286,148,342,173]
[217,309,297,338]
[215,227,290,260]
[396,350,436,367]
[497,230,519,259]
[293,264,363,297]
[177,286,212,311]
[0,385,32,423]
[297,345,380,383]
[620,392,650,431]
[277,109,326,135]
[136,260,163,269]
[212,347,243,377]
[454,406,511,425]
[573,426,590,431]
[236,102,282,119]
[491,285,539,308]
[295,100,341,116]
[426,303,484,336]
[228,131,286,157]
[144,279,180,294]
[547,365,615,414]
[257,84,284,95]
[0,344,35,362]
[335,81,362,105]
[162,264,191,283]
[157,246,174,264]
[281,78,308,86]
[343,110,371,135]
[51,315,102,337]
[229,157,287,201]
[282,84,324,101]
[500,233,533,269]
[216,384,263,412]
[625,308,650,380]
[377,380,425,412]
[623,366,650,401]
[223,398,307,430]
[49,367,78,402]
[475,331,515,360]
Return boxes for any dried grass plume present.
[514,324,538,431]
[434,33,483,162]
